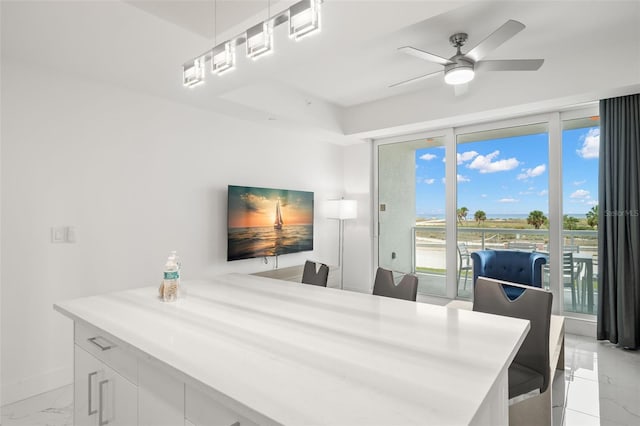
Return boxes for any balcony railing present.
[412,226,598,314]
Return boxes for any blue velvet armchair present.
[471,250,548,299]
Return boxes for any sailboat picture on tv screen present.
[227,185,314,261]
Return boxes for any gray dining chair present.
[372,267,418,301]
[301,260,329,287]
[473,277,552,400]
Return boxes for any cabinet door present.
[75,345,103,426]
[138,359,184,426]
[74,345,137,426]
[186,384,257,426]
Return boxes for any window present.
[562,116,600,314]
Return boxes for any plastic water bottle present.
[161,252,180,302]
[170,251,186,298]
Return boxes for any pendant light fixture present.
[289,0,321,40]
[182,0,324,87]
[210,0,235,74]
[246,0,273,60]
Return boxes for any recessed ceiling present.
[2,1,639,144]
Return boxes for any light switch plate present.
[66,226,76,243]
[51,227,65,243]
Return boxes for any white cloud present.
[441,177,446,184]
[586,199,598,206]
[574,180,587,186]
[577,128,600,159]
[498,198,519,203]
[538,190,548,196]
[457,174,470,183]
[570,189,590,199]
[457,151,479,165]
[424,178,435,184]
[481,194,488,198]
[468,150,520,173]
[517,164,546,180]
[419,153,437,161]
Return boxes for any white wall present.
[0,59,345,405]
[341,143,373,293]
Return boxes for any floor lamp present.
[327,199,358,289]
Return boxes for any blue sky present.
[415,126,599,218]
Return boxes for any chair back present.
[372,267,418,301]
[473,277,552,396]
[471,250,548,300]
[301,261,329,287]
[562,251,574,281]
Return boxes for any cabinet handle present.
[99,379,109,426]
[88,371,98,415]
[88,336,113,351]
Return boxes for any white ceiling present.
[2,1,639,144]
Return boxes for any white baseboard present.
[565,316,597,337]
[1,366,72,406]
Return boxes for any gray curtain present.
[597,93,640,349]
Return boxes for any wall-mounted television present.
[227,185,314,261]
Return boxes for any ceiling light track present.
[183,0,322,88]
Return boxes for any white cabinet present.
[138,359,184,426]
[185,384,257,426]
[74,345,137,426]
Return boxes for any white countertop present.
[55,273,529,426]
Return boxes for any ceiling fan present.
[390,19,543,95]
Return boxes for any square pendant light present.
[289,0,321,40]
[211,41,235,75]
[246,21,273,59]
[182,56,205,88]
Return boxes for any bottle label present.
[164,271,179,280]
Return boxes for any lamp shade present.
[327,199,358,220]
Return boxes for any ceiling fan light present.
[289,0,321,40]
[246,21,274,60]
[444,67,474,85]
[211,41,235,75]
[183,56,206,88]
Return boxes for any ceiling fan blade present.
[465,20,525,62]
[454,83,469,96]
[389,70,444,88]
[398,46,453,66]
[476,59,544,71]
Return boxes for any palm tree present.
[563,214,579,230]
[474,210,487,225]
[457,207,469,225]
[586,204,599,229]
[527,210,548,229]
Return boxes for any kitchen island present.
[55,273,529,425]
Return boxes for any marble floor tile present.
[1,384,72,426]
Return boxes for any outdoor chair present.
[471,249,547,300]
[458,243,473,290]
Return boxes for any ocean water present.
[228,224,313,261]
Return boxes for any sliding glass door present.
[375,105,600,319]
[378,136,447,296]
[562,115,600,314]
[455,123,550,299]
